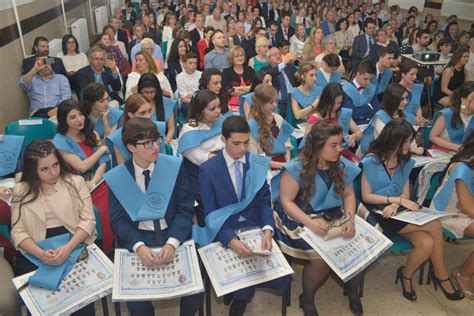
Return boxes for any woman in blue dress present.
[430,81,474,152]
[274,121,364,315]
[431,133,474,299]
[360,118,464,301]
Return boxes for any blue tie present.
[234,160,243,201]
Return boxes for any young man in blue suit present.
[199,116,290,316]
[106,117,202,316]
[342,59,377,125]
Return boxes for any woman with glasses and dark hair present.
[360,118,464,302]
[11,140,98,315]
[56,34,88,94]
[137,73,176,143]
[273,121,364,316]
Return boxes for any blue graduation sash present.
[316,69,342,88]
[291,85,323,109]
[89,107,123,139]
[163,97,177,122]
[274,157,360,211]
[192,154,270,246]
[239,93,254,117]
[360,110,391,153]
[52,133,110,166]
[433,108,474,144]
[23,233,84,290]
[106,121,167,163]
[371,68,393,95]
[361,154,415,197]
[177,112,232,155]
[103,155,182,221]
[0,135,24,177]
[403,83,423,117]
[342,82,377,108]
[248,117,294,155]
[298,109,353,150]
[433,163,474,211]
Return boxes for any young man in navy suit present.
[275,12,295,46]
[107,118,202,316]
[199,116,290,316]
[342,59,377,125]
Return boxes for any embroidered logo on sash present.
[144,192,167,212]
[0,152,16,167]
[339,117,349,128]
[389,183,402,196]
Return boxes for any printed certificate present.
[112,240,203,301]
[373,207,452,226]
[198,229,294,297]
[300,217,393,282]
[12,244,113,316]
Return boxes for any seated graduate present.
[306,82,362,163]
[242,69,273,119]
[248,83,293,170]
[196,116,290,315]
[360,118,464,302]
[360,83,424,155]
[82,82,123,141]
[53,99,114,252]
[53,99,110,189]
[371,47,395,105]
[430,81,474,152]
[289,62,323,127]
[105,117,202,316]
[178,90,230,223]
[431,133,474,299]
[315,53,343,89]
[397,59,425,126]
[11,141,97,315]
[273,122,364,316]
[106,94,166,166]
[137,73,176,143]
[342,59,377,125]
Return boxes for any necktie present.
[143,170,162,245]
[284,29,288,39]
[378,72,383,84]
[271,36,276,47]
[357,86,364,91]
[234,160,243,201]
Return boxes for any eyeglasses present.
[67,40,76,44]
[135,138,162,149]
[141,89,157,95]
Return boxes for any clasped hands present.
[136,244,176,267]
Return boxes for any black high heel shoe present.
[395,266,417,301]
[432,274,465,301]
[299,294,318,316]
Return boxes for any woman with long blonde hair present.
[248,84,293,170]
[303,27,324,62]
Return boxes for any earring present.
[461,103,466,110]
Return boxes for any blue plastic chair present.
[5,118,57,146]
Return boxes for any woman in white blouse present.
[289,24,307,56]
[56,34,88,76]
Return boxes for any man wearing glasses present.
[105,117,203,315]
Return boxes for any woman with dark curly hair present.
[273,121,363,316]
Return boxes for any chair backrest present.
[416,160,448,205]
[5,118,57,146]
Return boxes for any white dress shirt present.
[222,149,274,233]
[131,159,180,252]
